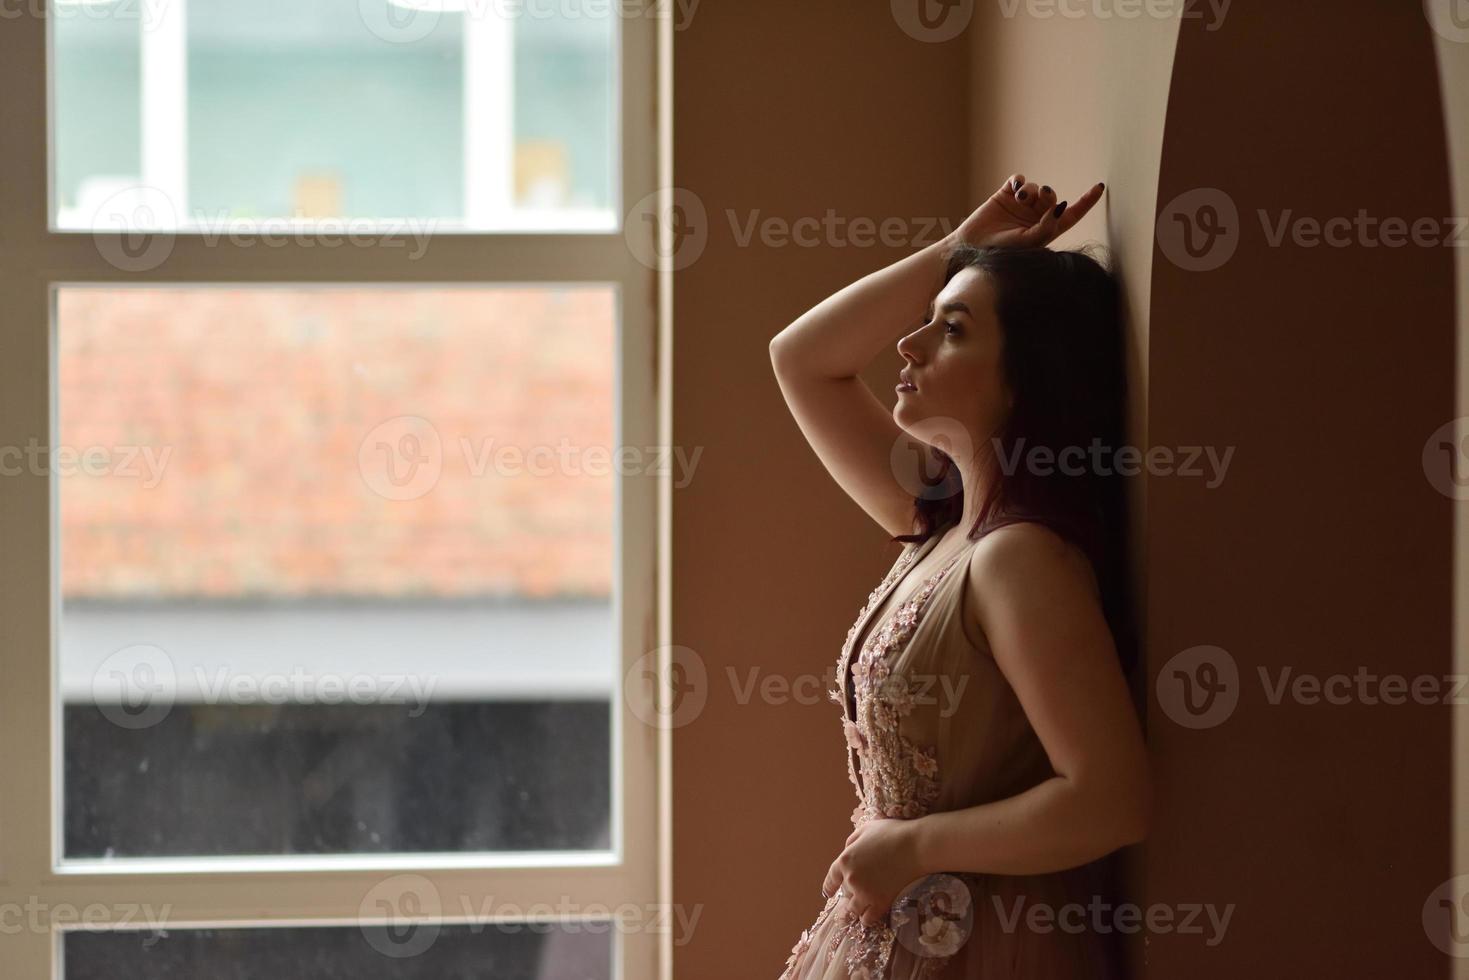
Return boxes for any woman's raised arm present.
[767,174,1102,537]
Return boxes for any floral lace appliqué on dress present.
[779,542,969,980]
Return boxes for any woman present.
[768,174,1150,978]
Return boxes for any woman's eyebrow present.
[938,300,972,317]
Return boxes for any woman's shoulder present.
[960,521,1100,643]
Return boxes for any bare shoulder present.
[965,522,1100,614]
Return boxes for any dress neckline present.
[839,527,970,715]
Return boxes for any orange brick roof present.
[57,287,615,599]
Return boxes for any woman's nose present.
[896,331,923,363]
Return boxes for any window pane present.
[64,922,613,979]
[52,0,617,231]
[57,286,617,858]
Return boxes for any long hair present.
[894,242,1134,670]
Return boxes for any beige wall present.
[674,2,1460,975]
[670,4,969,975]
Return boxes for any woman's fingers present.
[856,896,884,928]
[1014,180,1043,208]
[1052,180,1106,236]
[821,862,843,900]
[1000,173,1025,198]
[1038,182,1058,214]
[1017,199,1064,246]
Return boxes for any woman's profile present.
[768,174,1150,978]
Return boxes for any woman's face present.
[894,266,1011,452]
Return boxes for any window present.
[0,3,663,977]
[53,0,617,230]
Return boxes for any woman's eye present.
[943,321,960,335]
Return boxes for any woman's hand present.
[949,173,1106,249]
[820,817,927,928]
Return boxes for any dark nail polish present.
[1018,190,1027,200]
[1053,201,1067,218]
[1041,185,1052,195]
[1012,177,1022,190]
[1097,182,1105,190]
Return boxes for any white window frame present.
[0,4,669,978]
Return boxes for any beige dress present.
[777,527,1121,979]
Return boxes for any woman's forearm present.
[768,231,960,380]
[909,775,1147,878]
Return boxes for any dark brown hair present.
[894,242,1134,668]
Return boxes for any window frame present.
[0,4,668,978]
